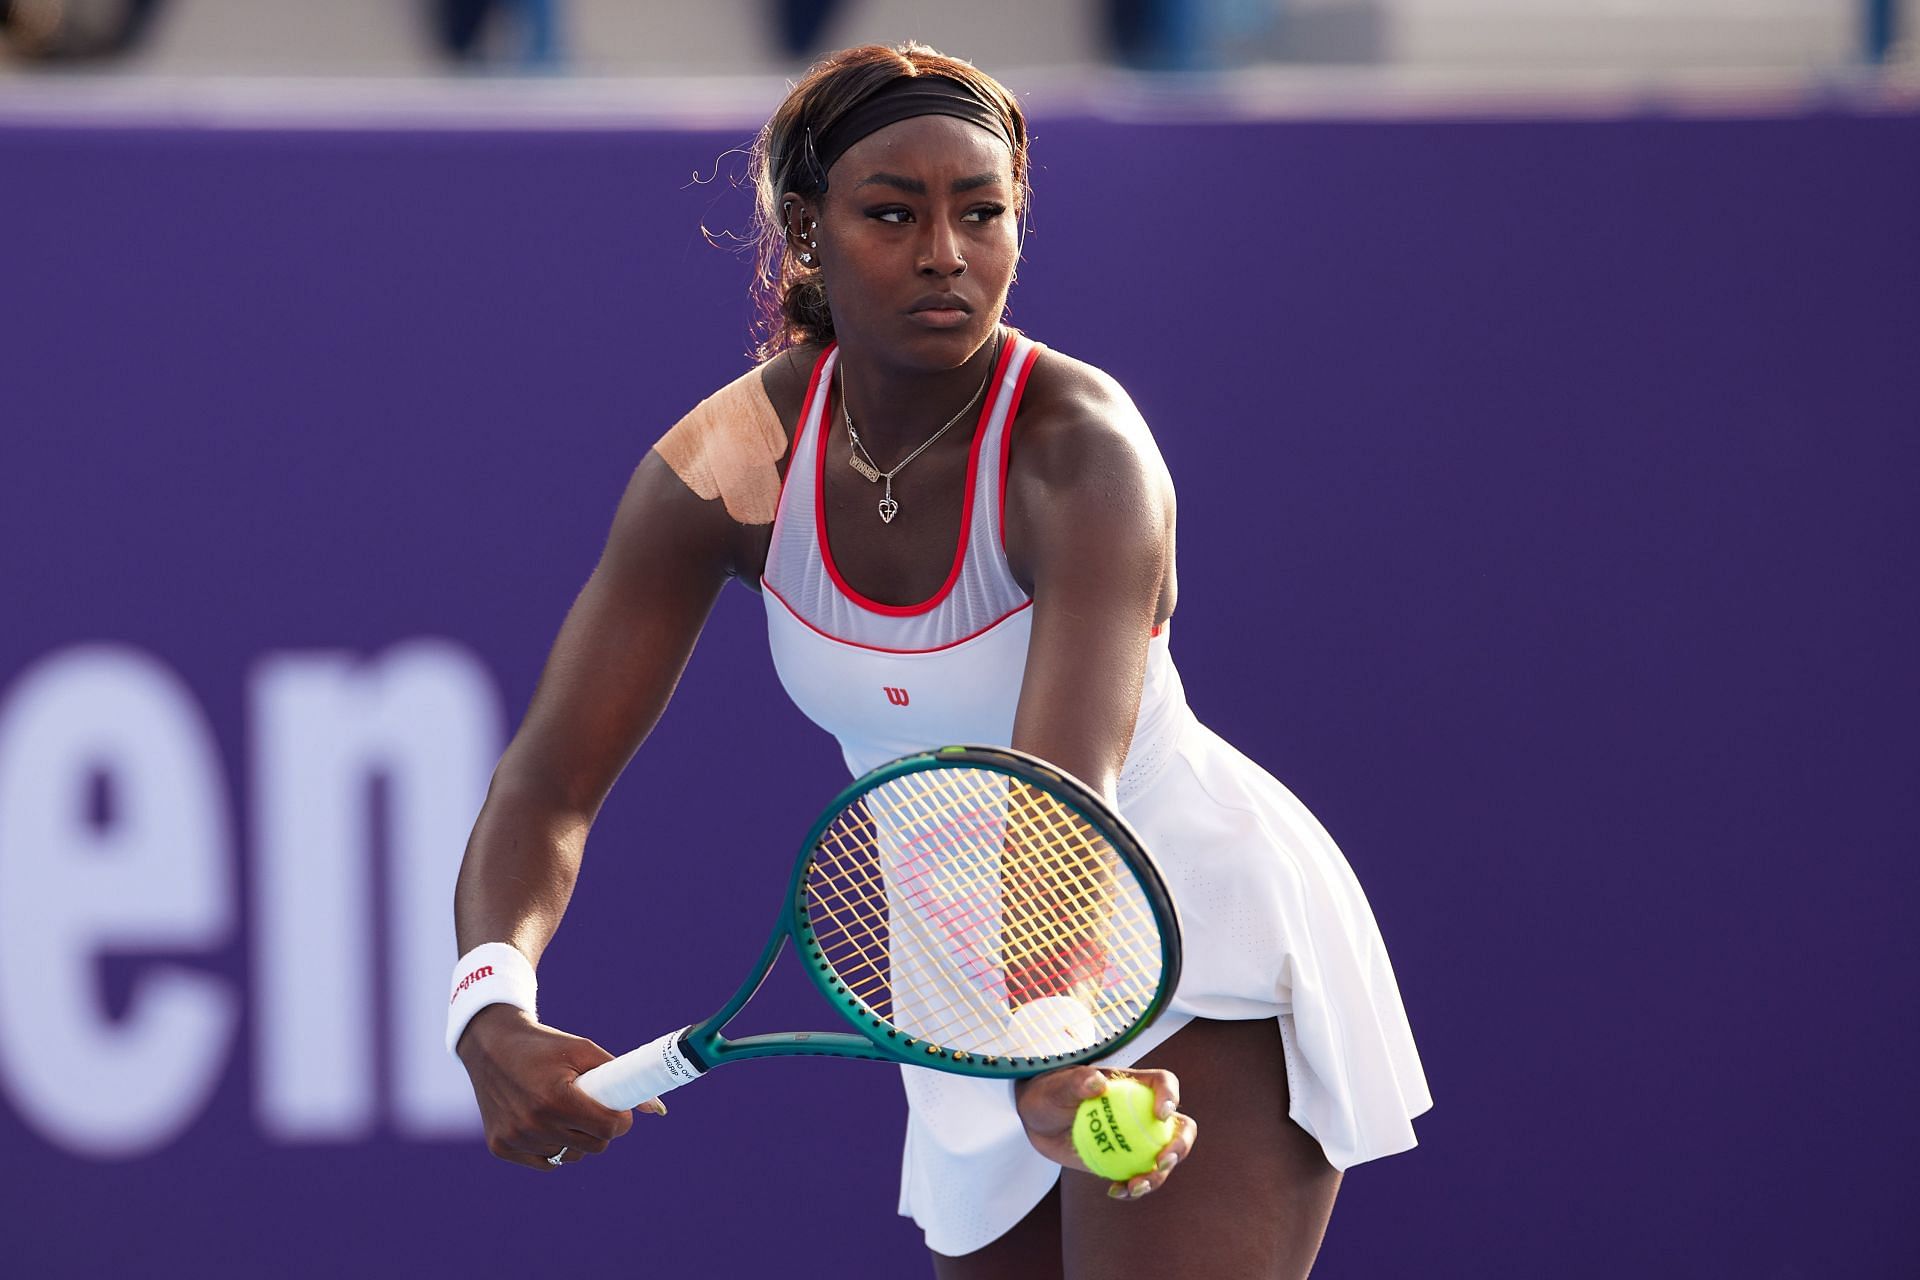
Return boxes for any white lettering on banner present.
[0,639,503,1158]
[252,641,503,1141]
[0,646,237,1158]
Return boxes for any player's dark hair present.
[749,42,1029,360]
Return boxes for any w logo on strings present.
[883,687,910,707]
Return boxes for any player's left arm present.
[1004,357,1194,1196]
[1006,357,1172,800]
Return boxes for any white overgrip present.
[574,1027,703,1110]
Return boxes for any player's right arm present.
[453,423,752,1169]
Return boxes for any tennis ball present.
[1071,1076,1174,1182]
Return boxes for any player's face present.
[804,114,1018,370]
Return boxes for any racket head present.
[789,744,1182,1079]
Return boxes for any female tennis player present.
[451,43,1429,1278]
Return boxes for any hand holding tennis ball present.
[1016,1065,1193,1197]
[1073,1075,1176,1181]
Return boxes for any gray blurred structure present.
[1,0,1914,78]
[1,0,165,60]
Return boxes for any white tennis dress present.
[762,335,1431,1257]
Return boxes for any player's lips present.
[907,294,972,328]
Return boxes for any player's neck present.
[834,332,1000,457]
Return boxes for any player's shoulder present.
[1013,342,1163,488]
[1003,341,1172,575]
[657,342,825,433]
[1020,343,1145,431]
[754,342,828,430]
[646,344,827,532]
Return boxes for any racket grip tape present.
[574,1026,702,1110]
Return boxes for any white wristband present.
[446,942,538,1056]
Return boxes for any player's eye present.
[961,204,1008,223]
[868,206,913,224]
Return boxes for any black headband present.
[807,74,1015,190]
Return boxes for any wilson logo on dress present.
[883,687,910,707]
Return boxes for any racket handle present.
[575,1026,703,1110]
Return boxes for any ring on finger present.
[546,1146,569,1167]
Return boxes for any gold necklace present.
[842,336,999,525]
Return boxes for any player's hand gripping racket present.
[575,745,1182,1107]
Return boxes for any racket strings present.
[806,802,896,1016]
[822,780,1008,1044]
[902,774,1164,1045]
[802,766,1165,1058]
[1005,793,1162,1019]
[808,785,1007,1050]
[999,789,1127,1002]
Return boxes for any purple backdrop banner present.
[2,106,1916,1277]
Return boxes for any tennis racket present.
[575,744,1182,1109]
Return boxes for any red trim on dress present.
[764,344,838,593]
[772,344,836,522]
[996,340,1045,549]
[815,335,1021,617]
[765,579,1033,655]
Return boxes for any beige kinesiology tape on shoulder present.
[652,367,788,525]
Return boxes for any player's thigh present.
[931,1182,1062,1280]
[1060,1017,1341,1280]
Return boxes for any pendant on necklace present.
[878,497,899,524]
[849,454,880,484]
